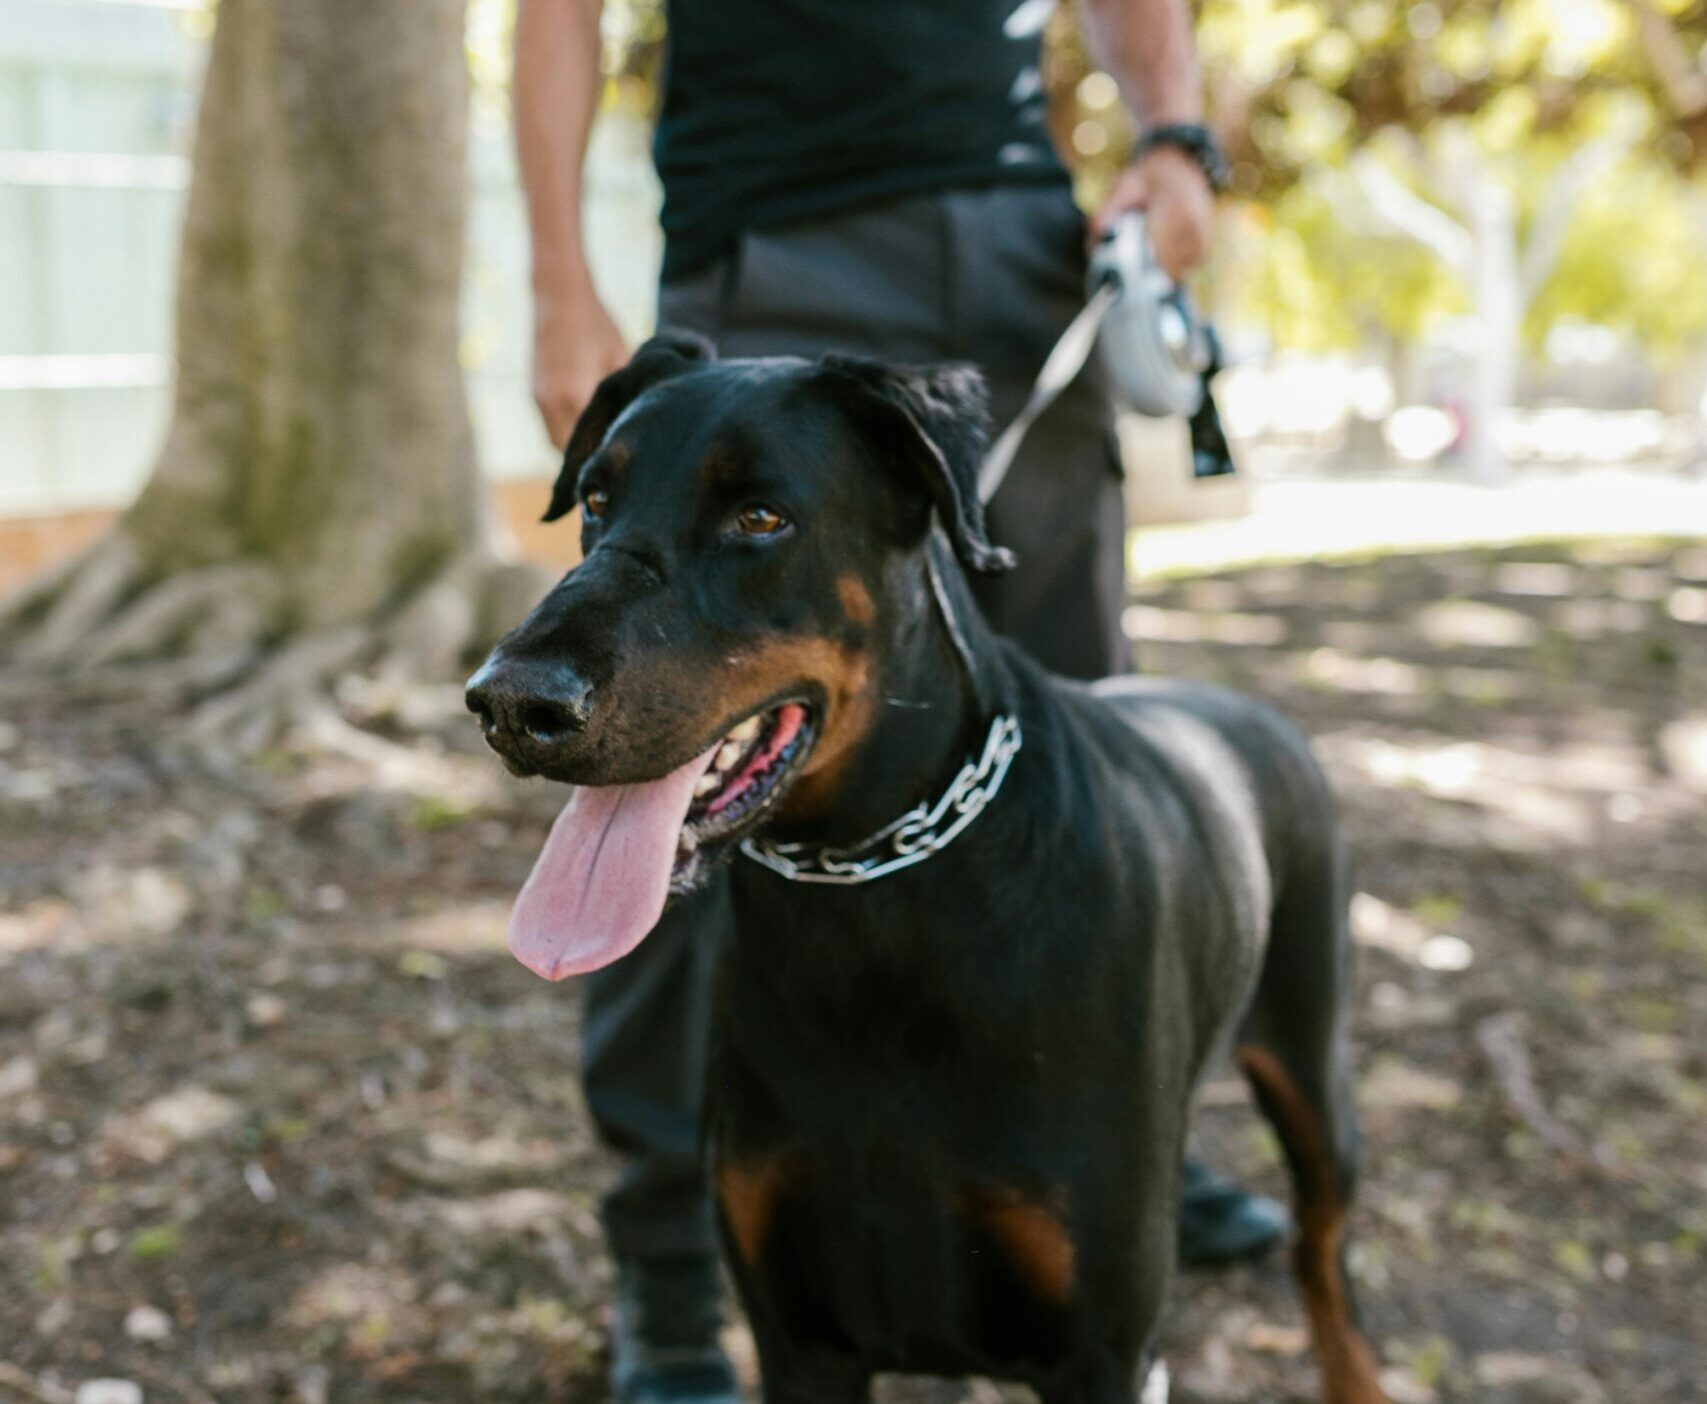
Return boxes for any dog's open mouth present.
[506,700,816,983]
[674,702,814,889]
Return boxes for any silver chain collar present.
[738,714,1022,885]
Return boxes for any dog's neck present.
[769,535,1005,848]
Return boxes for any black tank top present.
[654,0,1069,278]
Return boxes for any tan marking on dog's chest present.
[716,1156,798,1267]
[962,1185,1076,1305]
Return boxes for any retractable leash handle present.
[1091,212,1209,420]
[977,212,1237,505]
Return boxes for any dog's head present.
[466,332,1010,979]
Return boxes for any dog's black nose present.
[466,655,594,765]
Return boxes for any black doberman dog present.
[467,332,1389,1404]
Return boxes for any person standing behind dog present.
[514,4,1286,1401]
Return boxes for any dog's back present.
[1085,672,1340,927]
[970,663,1345,1084]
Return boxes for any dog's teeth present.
[729,716,761,743]
[678,829,698,854]
[694,771,720,798]
[715,742,743,771]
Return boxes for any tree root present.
[296,705,482,794]
[377,553,548,682]
[190,624,372,753]
[1,534,143,667]
[6,646,262,709]
[377,553,487,683]
[2,539,550,755]
[0,1360,73,1404]
[1475,1012,1613,1172]
[76,562,278,670]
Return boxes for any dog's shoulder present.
[1063,672,1330,820]
[1086,674,1307,749]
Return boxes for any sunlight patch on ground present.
[1316,730,1677,851]
[1349,893,1473,970]
[1670,586,1707,622]
[376,901,511,954]
[0,866,193,956]
[1304,648,1423,695]
[1414,600,1541,649]
[1121,606,1288,645]
[1551,597,1650,637]
[0,899,75,954]
[1131,472,1707,581]
[1660,716,1707,792]
[1493,562,1578,596]
[1363,1058,1464,1111]
[104,1086,240,1165]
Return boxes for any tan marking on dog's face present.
[601,439,633,479]
[697,634,878,821]
[963,1186,1076,1305]
[1237,1046,1390,1404]
[837,574,877,630]
[698,443,746,490]
[716,1156,797,1268]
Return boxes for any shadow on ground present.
[2,538,1703,1404]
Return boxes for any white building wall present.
[0,0,663,517]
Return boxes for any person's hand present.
[1091,144,1216,282]
[532,283,630,451]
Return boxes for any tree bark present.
[1,0,537,736]
[135,0,489,617]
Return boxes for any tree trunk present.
[1466,176,1520,487]
[143,0,486,614]
[2,0,538,740]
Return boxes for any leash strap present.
[976,280,1119,504]
[977,283,1238,505]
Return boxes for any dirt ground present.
[2,537,1704,1404]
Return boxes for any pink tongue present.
[508,748,715,981]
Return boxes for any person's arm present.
[515,0,630,449]
[1076,0,1217,280]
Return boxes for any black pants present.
[582,184,1129,1259]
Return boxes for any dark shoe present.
[1177,1158,1290,1268]
[610,1252,742,1404]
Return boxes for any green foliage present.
[1530,153,1707,356]
[1225,185,1468,350]
[410,794,474,831]
[130,1224,184,1262]
[1187,0,1707,189]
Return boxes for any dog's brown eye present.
[584,488,609,520]
[736,504,787,538]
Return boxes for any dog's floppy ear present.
[813,354,1015,575]
[542,329,716,522]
